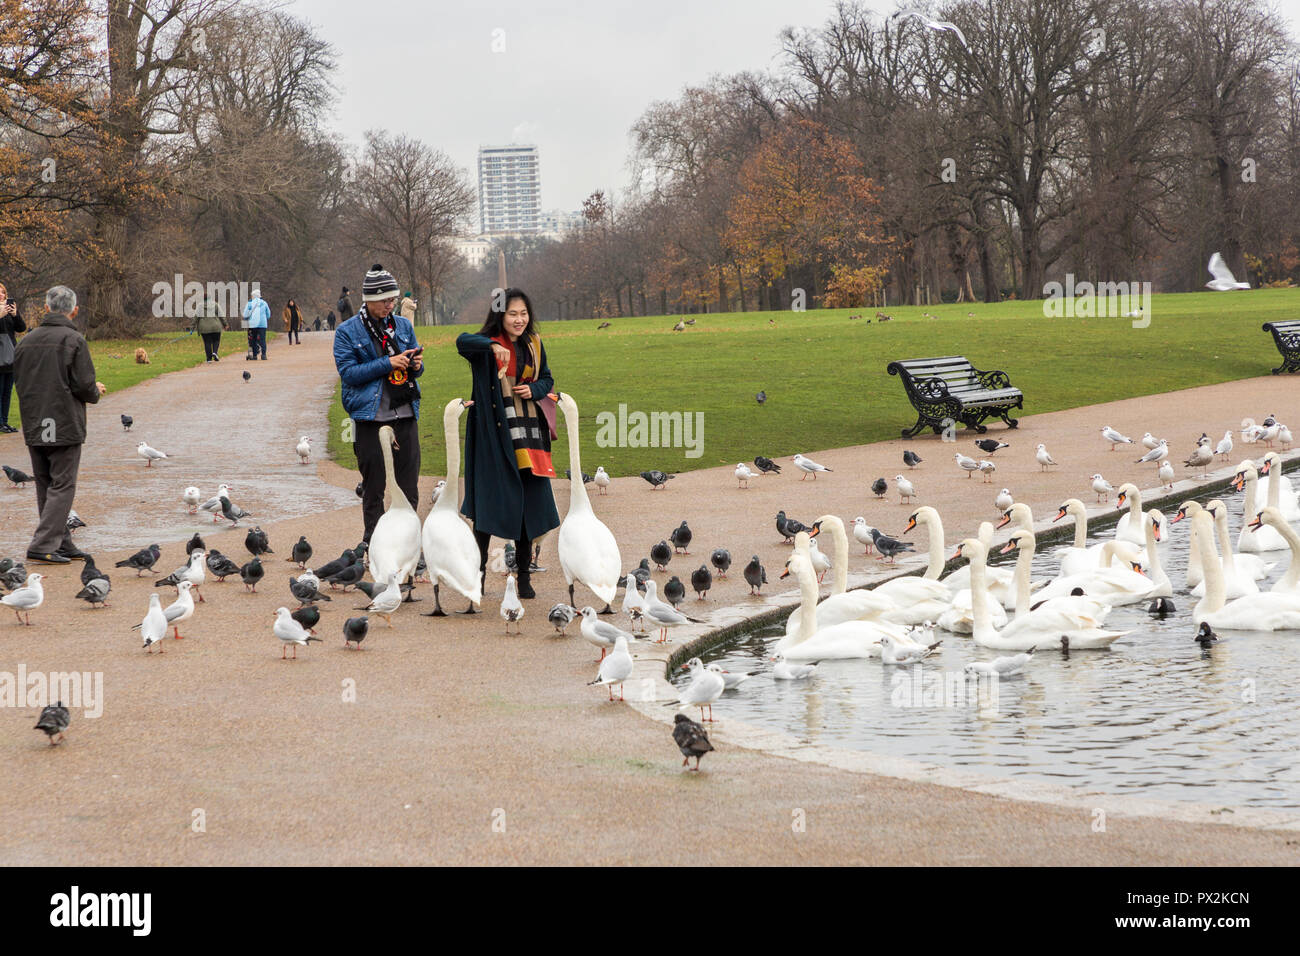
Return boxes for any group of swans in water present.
[773,453,1300,665]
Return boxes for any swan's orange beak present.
[995,512,1011,529]
[1000,540,1017,554]
[1249,515,1264,532]
[1172,508,1186,523]
[1130,563,1146,576]
[809,523,821,538]
[950,546,964,561]
[1260,460,1272,475]
[1117,492,1127,507]
[779,566,790,579]
[1053,507,1067,522]
[1153,521,1162,542]
[904,516,917,533]
[1232,474,1246,491]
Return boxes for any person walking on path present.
[334,264,424,543]
[456,288,559,600]
[399,291,417,323]
[196,295,227,362]
[12,286,105,564]
[243,288,270,360]
[283,298,302,345]
[0,281,27,433]
[326,310,336,331]
[336,287,354,324]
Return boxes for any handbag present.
[536,392,558,441]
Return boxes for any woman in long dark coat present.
[456,288,560,599]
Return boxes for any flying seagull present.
[892,9,971,51]
[1205,252,1250,291]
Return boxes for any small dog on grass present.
[134,348,149,364]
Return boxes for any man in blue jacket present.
[334,263,424,542]
[243,288,270,360]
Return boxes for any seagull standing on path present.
[1135,439,1169,466]
[296,436,312,464]
[852,517,875,554]
[580,606,637,661]
[1035,444,1058,471]
[977,460,996,482]
[137,441,168,466]
[1101,426,1133,450]
[676,657,725,723]
[182,486,202,513]
[594,466,611,494]
[1215,430,1234,460]
[1140,432,1162,451]
[895,474,916,503]
[140,593,167,653]
[1184,441,1214,477]
[735,462,757,488]
[588,634,634,701]
[1,573,43,625]
[995,489,1014,513]
[501,574,524,633]
[273,607,322,659]
[954,452,980,477]
[792,454,831,480]
[1158,460,1175,489]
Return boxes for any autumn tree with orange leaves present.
[727,117,893,310]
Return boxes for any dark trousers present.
[354,417,421,543]
[27,443,80,554]
[474,528,532,583]
[288,319,300,344]
[201,332,221,360]
[0,370,12,424]
[249,327,267,358]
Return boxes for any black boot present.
[516,568,535,599]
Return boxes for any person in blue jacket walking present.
[243,288,270,360]
[333,264,424,543]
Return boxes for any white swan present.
[1251,507,1300,594]
[1258,452,1300,519]
[1233,463,1288,552]
[420,399,483,615]
[1172,500,1206,589]
[1193,510,1300,630]
[1258,452,1300,520]
[780,549,905,661]
[368,424,423,588]
[777,517,896,648]
[958,537,1127,651]
[1001,528,1115,625]
[908,507,1017,606]
[556,392,622,610]
[1051,498,1112,577]
[1190,500,1267,598]
[1029,540,1155,607]
[1113,483,1147,547]
[1139,509,1173,598]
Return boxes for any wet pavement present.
[0,332,354,557]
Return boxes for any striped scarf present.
[493,332,556,477]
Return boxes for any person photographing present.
[334,264,424,543]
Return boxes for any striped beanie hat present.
[362,263,400,302]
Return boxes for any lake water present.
[674,497,1300,810]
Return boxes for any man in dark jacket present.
[0,280,26,432]
[336,287,354,324]
[12,286,105,563]
[334,265,423,543]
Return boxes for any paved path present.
[1,332,1297,864]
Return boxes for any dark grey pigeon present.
[776,510,810,542]
[327,562,365,590]
[207,550,241,581]
[710,548,731,578]
[627,558,651,592]
[185,532,205,556]
[239,557,264,591]
[871,477,888,498]
[220,496,252,525]
[690,565,712,599]
[650,540,672,571]
[743,555,767,594]
[115,544,161,576]
[669,521,692,554]
[120,414,133,431]
[663,576,686,607]
[67,510,87,531]
[80,557,106,588]
[75,578,111,608]
[756,390,766,405]
[343,616,369,649]
[565,469,594,484]
[290,575,332,605]
[753,456,781,474]
[974,439,1009,454]
[871,528,915,563]
[641,470,674,489]
[290,536,312,568]
[313,549,357,580]
[3,465,33,486]
[245,527,272,556]
[903,450,922,468]
[242,370,251,382]
[34,700,70,745]
[673,713,713,771]
[291,604,321,632]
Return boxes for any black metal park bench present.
[887,356,1023,439]
[1262,321,1300,374]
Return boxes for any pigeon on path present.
[120,414,133,431]
[673,713,714,771]
[34,700,70,745]
[903,450,922,469]
[343,616,369,649]
[650,540,672,571]
[753,456,781,475]
[669,521,692,554]
[116,544,161,576]
[641,470,674,489]
[743,555,766,594]
[3,465,33,486]
[710,548,731,578]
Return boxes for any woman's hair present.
[479,287,537,338]
[287,299,296,307]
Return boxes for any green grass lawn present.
[326,289,1300,478]
[9,329,274,423]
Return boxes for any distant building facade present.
[477,144,541,234]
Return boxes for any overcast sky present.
[293,0,1300,218]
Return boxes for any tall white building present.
[477,144,541,234]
